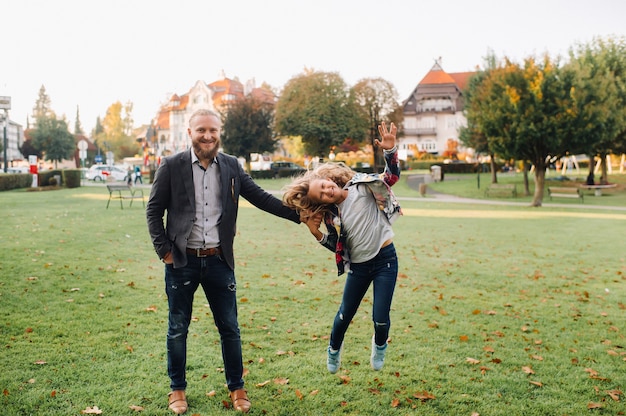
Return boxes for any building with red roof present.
[400,59,475,159]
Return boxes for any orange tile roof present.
[419,68,457,85]
[449,72,474,91]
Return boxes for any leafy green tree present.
[467,55,582,206]
[31,116,75,168]
[566,36,626,183]
[221,96,276,165]
[275,69,366,157]
[19,139,42,159]
[94,101,138,160]
[32,85,53,123]
[352,77,400,169]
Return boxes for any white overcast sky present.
[2,0,625,135]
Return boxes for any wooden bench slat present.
[547,187,583,202]
[484,183,517,197]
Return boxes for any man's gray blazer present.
[146,150,300,270]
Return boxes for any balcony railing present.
[404,127,436,136]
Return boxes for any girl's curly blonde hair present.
[282,162,355,217]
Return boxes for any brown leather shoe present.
[229,389,251,413]
[168,390,187,414]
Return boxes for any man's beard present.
[192,140,219,161]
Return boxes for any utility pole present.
[0,96,11,173]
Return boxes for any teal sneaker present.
[327,345,342,374]
[370,336,387,371]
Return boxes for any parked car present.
[85,165,128,182]
[5,166,30,174]
[270,161,306,178]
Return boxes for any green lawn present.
[1,182,624,415]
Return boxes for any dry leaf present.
[606,389,622,401]
[273,377,289,385]
[309,389,319,396]
[522,366,535,375]
[413,390,436,401]
[81,406,103,414]
[206,390,216,396]
[587,402,604,409]
[129,404,144,411]
[459,335,469,342]
[529,381,543,387]
[466,357,480,364]
[295,389,303,400]
[391,398,400,408]
[339,375,351,384]
[256,380,270,387]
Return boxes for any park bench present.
[578,183,617,196]
[547,186,583,202]
[106,184,145,209]
[484,183,517,197]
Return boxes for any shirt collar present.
[191,148,218,166]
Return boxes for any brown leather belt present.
[186,247,222,257]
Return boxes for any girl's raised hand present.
[375,121,397,150]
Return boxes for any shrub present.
[63,169,82,188]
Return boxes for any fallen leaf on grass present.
[522,366,535,375]
[256,380,270,387]
[413,390,436,402]
[587,402,604,409]
[145,306,157,312]
[129,404,144,411]
[206,390,216,397]
[339,375,351,384]
[606,389,623,401]
[273,377,289,385]
[81,406,103,414]
[466,357,480,364]
[295,389,303,400]
[391,398,400,408]
[34,360,46,365]
[309,390,319,396]
[529,381,543,387]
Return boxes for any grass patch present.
[1,183,625,415]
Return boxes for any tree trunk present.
[586,156,595,185]
[489,152,497,184]
[530,160,546,207]
[599,152,609,184]
[523,161,530,196]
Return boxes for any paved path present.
[403,174,626,212]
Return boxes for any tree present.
[32,85,53,123]
[19,139,43,160]
[566,36,626,184]
[74,106,84,135]
[221,96,276,164]
[93,101,138,160]
[30,116,75,167]
[352,77,401,170]
[467,55,582,206]
[275,69,366,157]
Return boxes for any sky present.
[2,0,625,135]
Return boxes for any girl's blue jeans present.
[164,254,243,392]
[329,243,398,349]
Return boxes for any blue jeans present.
[329,243,398,350]
[164,254,243,392]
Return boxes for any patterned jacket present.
[319,147,401,275]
